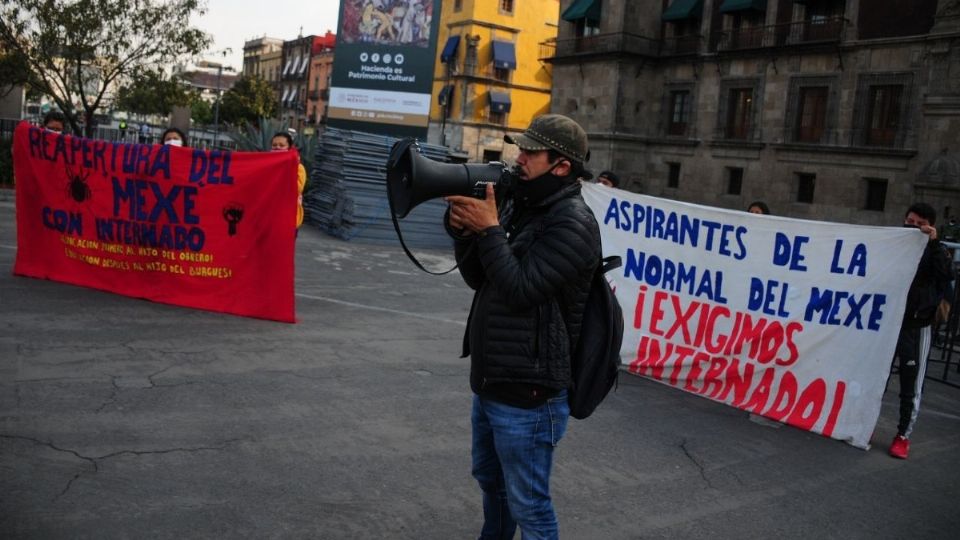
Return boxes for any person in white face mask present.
[42,110,66,133]
[161,127,187,147]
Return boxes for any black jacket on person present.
[449,179,601,407]
[903,238,953,328]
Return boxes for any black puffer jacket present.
[451,181,601,395]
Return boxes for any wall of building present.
[428,0,558,161]
[548,0,960,225]
[307,51,335,125]
[242,37,283,79]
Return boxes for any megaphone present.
[386,138,516,218]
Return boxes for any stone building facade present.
[279,36,318,131]
[547,0,960,225]
[242,37,285,112]
[242,37,284,80]
[305,32,336,127]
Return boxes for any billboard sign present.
[328,0,441,138]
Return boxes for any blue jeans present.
[472,390,570,540]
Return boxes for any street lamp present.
[209,48,231,148]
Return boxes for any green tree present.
[0,0,210,137]
[218,75,278,126]
[115,69,191,118]
[190,93,214,125]
[0,49,33,97]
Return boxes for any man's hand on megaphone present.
[445,183,499,234]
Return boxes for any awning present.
[282,58,293,76]
[298,55,309,75]
[662,0,704,21]
[286,55,300,76]
[438,84,454,106]
[561,0,601,22]
[440,35,460,63]
[280,87,290,104]
[492,41,516,70]
[719,0,767,13]
[488,91,511,114]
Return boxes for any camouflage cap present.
[504,114,589,163]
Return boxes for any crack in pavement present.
[147,362,183,385]
[94,376,122,413]
[0,433,245,500]
[267,370,348,382]
[679,438,715,489]
[728,468,747,487]
[151,379,226,389]
[96,371,228,413]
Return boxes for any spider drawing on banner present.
[65,164,93,203]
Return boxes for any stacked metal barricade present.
[303,128,452,249]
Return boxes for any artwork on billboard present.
[340,0,434,46]
[329,0,441,138]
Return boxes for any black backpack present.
[569,255,624,420]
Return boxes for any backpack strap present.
[601,255,622,274]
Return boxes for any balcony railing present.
[714,17,845,52]
[541,33,701,58]
[444,61,512,83]
[539,40,557,61]
[543,32,662,60]
[661,34,702,56]
[538,17,845,61]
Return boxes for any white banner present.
[581,183,927,449]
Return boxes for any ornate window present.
[851,72,915,148]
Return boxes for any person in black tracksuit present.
[889,202,953,459]
[445,114,600,539]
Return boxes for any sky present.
[191,0,342,71]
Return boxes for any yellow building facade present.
[428,0,559,162]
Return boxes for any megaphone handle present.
[388,195,460,276]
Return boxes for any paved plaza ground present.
[2,199,959,539]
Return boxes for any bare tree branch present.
[0,0,210,136]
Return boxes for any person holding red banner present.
[11,120,297,322]
[161,127,187,147]
[271,131,307,232]
[42,110,66,133]
[889,202,953,459]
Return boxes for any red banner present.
[12,122,298,322]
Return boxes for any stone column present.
[844,0,859,41]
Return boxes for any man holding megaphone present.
[445,114,601,539]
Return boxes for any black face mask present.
[513,161,574,205]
